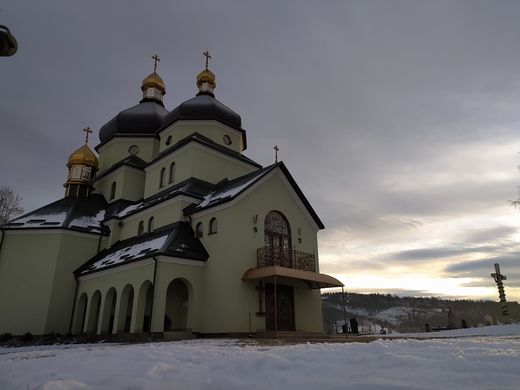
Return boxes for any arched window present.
[169,162,176,184]
[209,217,218,234]
[138,221,144,236]
[148,217,154,233]
[159,167,166,188]
[264,211,292,267]
[110,181,116,200]
[195,222,203,238]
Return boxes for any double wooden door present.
[265,283,295,331]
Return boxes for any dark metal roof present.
[184,162,325,229]
[97,100,169,148]
[75,221,208,276]
[148,132,261,169]
[160,93,248,150]
[3,194,109,235]
[107,177,215,220]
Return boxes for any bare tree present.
[0,186,24,225]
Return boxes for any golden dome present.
[67,144,98,169]
[197,68,216,89]
[141,72,166,95]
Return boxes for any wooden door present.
[265,283,295,331]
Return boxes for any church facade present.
[0,56,342,337]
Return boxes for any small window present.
[209,217,218,234]
[159,167,166,188]
[148,217,154,233]
[166,135,173,145]
[110,181,116,200]
[138,221,144,236]
[169,162,176,184]
[195,222,203,238]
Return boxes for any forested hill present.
[322,292,520,333]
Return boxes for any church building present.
[0,54,343,337]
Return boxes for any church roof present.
[3,194,108,235]
[75,221,208,276]
[149,132,260,169]
[97,101,169,149]
[109,177,215,220]
[184,162,325,229]
[160,93,247,150]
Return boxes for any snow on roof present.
[195,167,272,210]
[81,232,169,273]
[117,183,195,218]
[11,212,68,226]
[68,210,106,230]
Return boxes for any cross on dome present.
[203,50,211,70]
[83,127,93,144]
[152,54,160,73]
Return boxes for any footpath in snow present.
[1,324,519,390]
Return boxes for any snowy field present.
[1,325,520,390]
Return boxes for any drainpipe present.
[149,256,159,332]
[69,275,80,334]
[0,227,5,256]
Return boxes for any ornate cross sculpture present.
[83,127,93,144]
[152,54,160,73]
[203,50,211,70]
[491,263,510,318]
[274,145,279,163]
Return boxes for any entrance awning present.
[242,266,344,289]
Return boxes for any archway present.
[264,211,292,267]
[100,287,117,334]
[135,281,154,333]
[164,279,190,331]
[117,284,134,333]
[87,290,101,334]
[73,293,88,335]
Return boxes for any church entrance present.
[265,283,295,331]
[164,279,189,331]
[264,211,292,267]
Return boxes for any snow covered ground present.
[1,325,520,390]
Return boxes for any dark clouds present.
[2,1,520,298]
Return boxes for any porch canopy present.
[242,265,344,289]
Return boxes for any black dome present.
[99,99,169,144]
[161,93,242,131]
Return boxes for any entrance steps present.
[163,330,193,341]
[254,331,330,340]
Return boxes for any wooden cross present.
[83,127,93,144]
[203,50,211,69]
[274,145,279,163]
[152,54,160,73]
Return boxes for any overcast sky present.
[2,1,520,301]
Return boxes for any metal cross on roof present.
[83,127,93,144]
[274,145,279,163]
[152,54,160,73]
[203,50,211,69]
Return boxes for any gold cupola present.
[197,50,216,95]
[64,127,98,198]
[141,54,166,104]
